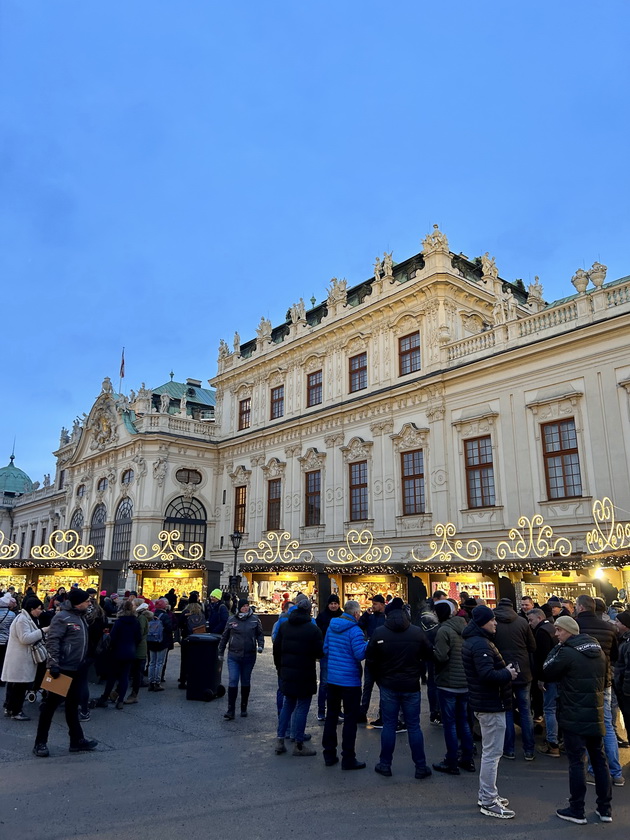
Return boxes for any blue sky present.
[2,1,629,481]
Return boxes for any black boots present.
[224,687,238,720]
[240,686,250,717]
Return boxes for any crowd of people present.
[1,581,629,824]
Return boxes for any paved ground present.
[1,649,628,839]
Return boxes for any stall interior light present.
[593,567,604,579]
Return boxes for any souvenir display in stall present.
[343,576,406,609]
[248,577,315,614]
[0,573,28,593]
[139,575,204,601]
[429,577,496,606]
[37,572,100,599]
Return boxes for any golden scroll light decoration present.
[244,531,313,564]
[132,529,204,564]
[411,522,482,564]
[327,529,392,565]
[586,497,630,554]
[496,514,572,560]
[31,530,95,563]
[0,530,19,562]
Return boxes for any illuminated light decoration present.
[31,530,95,563]
[322,564,402,575]
[411,523,482,564]
[586,497,630,554]
[0,530,19,562]
[132,530,203,564]
[496,514,573,560]
[3,560,102,569]
[327,529,392,565]
[243,531,313,564]
[243,563,316,574]
[129,560,205,571]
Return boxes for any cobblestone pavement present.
[1,648,627,838]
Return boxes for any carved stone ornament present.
[132,453,147,477]
[480,252,499,280]
[422,224,449,255]
[229,464,252,487]
[256,316,273,343]
[181,482,196,499]
[304,355,324,374]
[392,314,419,337]
[88,395,119,452]
[298,447,326,472]
[390,422,430,453]
[340,437,373,464]
[461,313,485,334]
[261,457,286,479]
[152,457,168,487]
[326,277,347,305]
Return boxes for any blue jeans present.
[278,696,311,743]
[588,686,622,777]
[437,688,473,766]
[360,662,379,715]
[504,682,535,754]
[379,686,427,771]
[148,648,167,684]
[317,656,328,715]
[227,654,256,688]
[543,681,558,744]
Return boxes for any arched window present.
[76,484,86,498]
[97,477,108,492]
[164,496,206,553]
[111,498,133,566]
[176,468,202,485]
[89,504,107,560]
[121,469,134,485]
[69,508,84,534]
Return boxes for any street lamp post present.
[229,531,243,613]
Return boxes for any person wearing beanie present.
[543,613,611,823]
[218,597,264,720]
[573,593,623,784]
[614,611,630,742]
[273,596,323,757]
[526,608,560,757]
[206,588,229,635]
[33,587,98,758]
[146,599,173,692]
[462,605,518,819]
[315,593,342,721]
[492,595,537,761]
[433,599,475,776]
[357,594,387,725]
[366,596,433,780]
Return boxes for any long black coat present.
[274,610,323,698]
[575,610,618,686]
[462,621,513,713]
[493,604,536,684]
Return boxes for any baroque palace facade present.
[2,225,630,626]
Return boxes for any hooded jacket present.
[323,612,367,687]
[433,615,468,690]
[575,610,618,687]
[614,630,630,698]
[358,609,386,640]
[218,609,264,659]
[531,619,556,682]
[542,632,606,735]
[462,621,513,713]
[274,609,324,698]
[366,608,431,693]
[205,600,229,635]
[492,602,536,684]
[45,602,89,672]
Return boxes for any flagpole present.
[118,347,125,394]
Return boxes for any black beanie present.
[472,604,495,627]
[327,593,340,605]
[616,610,630,629]
[237,598,249,610]
[68,588,89,606]
[434,602,452,623]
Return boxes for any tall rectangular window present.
[349,352,368,393]
[464,436,496,508]
[307,370,323,407]
[349,461,368,521]
[270,385,284,420]
[238,398,251,430]
[399,332,421,376]
[267,478,282,531]
[305,470,321,526]
[542,419,582,499]
[234,486,247,533]
[401,450,425,515]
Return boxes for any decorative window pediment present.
[390,422,430,453]
[304,354,325,374]
[261,457,286,479]
[341,437,373,464]
[526,384,583,417]
[229,464,252,487]
[452,407,499,437]
[392,314,420,337]
[298,447,326,472]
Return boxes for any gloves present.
[49,666,60,679]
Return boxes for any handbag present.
[31,638,48,665]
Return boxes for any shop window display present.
[343,576,406,610]
[0,574,27,593]
[429,577,496,606]
[248,577,315,614]
[37,572,100,599]
[139,576,204,601]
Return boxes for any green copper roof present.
[152,380,215,407]
[0,456,34,495]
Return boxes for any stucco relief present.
[390,422,430,452]
[370,420,394,437]
[284,444,302,459]
[324,432,344,449]
[261,457,286,479]
[430,468,447,490]
[341,437,373,464]
[392,314,418,337]
[229,464,252,487]
[298,447,326,472]
[88,396,119,452]
[304,355,324,374]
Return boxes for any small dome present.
[0,455,34,496]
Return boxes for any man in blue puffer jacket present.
[322,600,367,770]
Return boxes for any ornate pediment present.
[298,447,326,472]
[261,457,286,479]
[390,423,430,453]
[340,437,373,464]
[304,354,325,374]
[87,394,119,452]
[392,314,420,337]
[229,464,252,487]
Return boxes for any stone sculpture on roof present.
[218,339,229,359]
[327,277,347,305]
[481,252,498,280]
[373,256,382,282]
[422,224,449,254]
[233,332,240,354]
[256,316,272,342]
[382,251,393,276]
[528,276,544,300]
[160,392,170,414]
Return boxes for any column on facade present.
[324,433,344,539]
[425,385,449,523]
[370,420,395,536]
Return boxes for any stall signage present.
[496,515,572,560]
[327,529,392,565]
[586,497,630,554]
[243,531,313,564]
[412,523,482,564]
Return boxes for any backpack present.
[186,613,206,634]
[147,614,165,644]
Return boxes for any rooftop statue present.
[528,276,544,300]
[422,224,449,254]
[218,339,229,359]
[101,376,113,394]
[481,252,499,280]
[373,256,382,282]
[382,251,393,276]
[327,277,347,305]
[233,331,240,354]
[256,316,273,342]
[160,392,170,413]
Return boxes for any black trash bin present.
[185,633,225,701]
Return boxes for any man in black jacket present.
[315,593,341,721]
[33,588,98,758]
[527,609,559,756]
[543,615,612,824]
[358,594,386,724]
[274,598,323,757]
[366,598,432,779]
[462,605,517,819]
[492,597,536,760]
[574,594,623,785]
